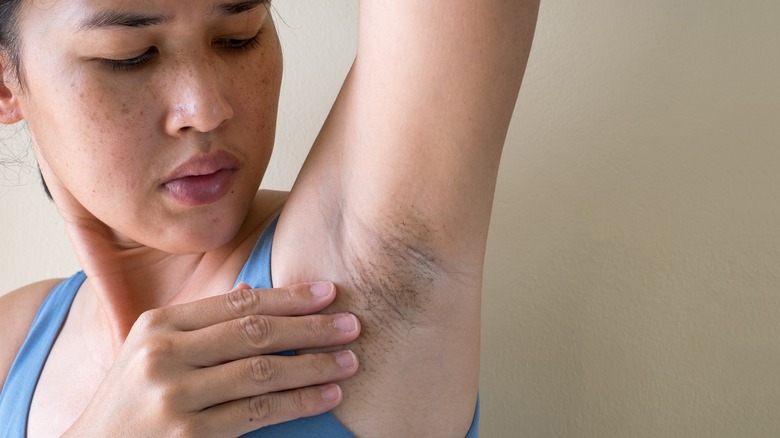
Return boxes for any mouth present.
[162,151,240,207]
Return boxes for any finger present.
[195,384,344,438]
[183,312,360,366]
[163,281,337,331]
[183,351,358,410]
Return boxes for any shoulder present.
[245,190,288,237]
[0,279,62,390]
[230,189,288,265]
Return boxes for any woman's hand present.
[64,282,360,437]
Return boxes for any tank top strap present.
[0,271,87,437]
[234,214,278,290]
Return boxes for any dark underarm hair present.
[340,211,443,349]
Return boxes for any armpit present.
[340,211,445,344]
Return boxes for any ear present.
[0,53,23,124]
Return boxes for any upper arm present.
[289,0,540,263]
[281,0,539,314]
[274,1,538,434]
[0,280,60,390]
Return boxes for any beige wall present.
[3,1,780,437]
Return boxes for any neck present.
[58,190,286,351]
[67,222,242,349]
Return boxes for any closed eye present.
[97,30,261,72]
[100,47,158,71]
[213,32,262,51]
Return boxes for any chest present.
[27,315,112,438]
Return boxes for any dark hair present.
[1,1,51,198]
[0,0,24,84]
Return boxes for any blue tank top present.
[0,216,479,436]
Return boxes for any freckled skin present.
[14,0,283,254]
[2,0,538,435]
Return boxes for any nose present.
[164,52,234,135]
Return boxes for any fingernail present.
[310,281,333,298]
[321,384,341,402]
[335,351,357,369]
[333,314,358,333]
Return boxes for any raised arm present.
[346,0,537,251]
[287,0,538,252]
[274,0,539,435]
[282,0,540,304]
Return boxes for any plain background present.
[3,1,780,436]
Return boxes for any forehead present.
[19,0,269,32]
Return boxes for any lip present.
[162,151,240,207]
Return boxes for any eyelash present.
[100,47,158,72]
[215,33,262,51]
[99,33,262,72]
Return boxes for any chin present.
[145,212,246,254]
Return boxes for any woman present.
[0,0,538,436]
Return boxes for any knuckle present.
[290,389,311,412]
[306,354,329,378]
[239,315,274,350]
[249,394,279,421]
[280,285,298,303]
[247,356,280,387]
[156,381,186,407]
[226,287,259,315]
[305,315,323,337]
[139,336,176,360]
[133,336,177,376]
[133,308,168,333]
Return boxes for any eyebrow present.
[214,0,270,16]
[77,0,269,31]
[77,11,172,31]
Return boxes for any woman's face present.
[13,0,282,253]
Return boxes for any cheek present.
[63,98,153,190]
[30,83,157,212]
[233,33,283,124]
[29,65,154,148]
[81,76,156,132]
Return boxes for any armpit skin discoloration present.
[337,210,445,350]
